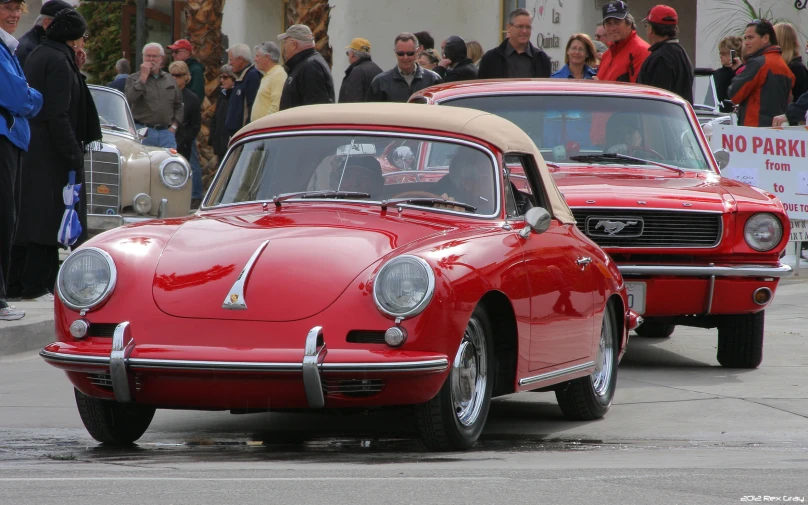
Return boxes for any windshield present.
[207,134,499,216]
[90,87,137,137]
[443,95,710,170]
[693,74,717,109]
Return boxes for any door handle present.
[576,257,592,267]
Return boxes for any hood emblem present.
[596,220,637,235]
[586,216,644,238]
[222,240,270,310]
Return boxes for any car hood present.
[152,207,452,321]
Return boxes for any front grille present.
[87,323,118,338]
[572,209,722,248]
[88,372,112,390]
[84,147,121,216]
[346,330,386,344]
[323,379,385,397]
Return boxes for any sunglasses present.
[220,75,234,80]
[171,73,187,78]
[395,51,416,57]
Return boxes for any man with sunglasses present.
[477,8,551,79]
[167,39,205,101]
[277,24,334,111]
[728,18,794,127]
[366,32,441,103]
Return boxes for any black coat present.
[279,48,335,111]
[713,65,735,112]
[338,56,382,103]
[477,39,551,79]
[175,87,201,161]
[434,58,478,82]
[18,40,101,248]
[366,65,442,103]
[787,57,808,103]
[16,25,44,69]
[637,39,694,104]
[209,87,231,159]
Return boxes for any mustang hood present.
[152,209,451,321]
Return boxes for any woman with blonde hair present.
[714,36,742,111]
[168,61,201,206]
[552,34,597,79]
[466,40,484,67]
[774,22,808,101]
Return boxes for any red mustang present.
[41,104,637,451]
[411,80,792,369]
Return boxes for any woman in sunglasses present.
[168,61,201,207]
[209,65,235,164]
[366,32,442,103]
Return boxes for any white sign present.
[710,125,808,220]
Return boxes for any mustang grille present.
[572,209,722,248]
[84,148,120,216]
[323,379,385,397]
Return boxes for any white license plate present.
[625,282,646,315]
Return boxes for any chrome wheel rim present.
[591,309,614,396]
[451,317,488,427]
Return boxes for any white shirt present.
[0,27,19,54]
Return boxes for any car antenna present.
[336,139,355,191]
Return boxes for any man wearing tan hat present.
[339,37,382,103]
[277,24,334,110]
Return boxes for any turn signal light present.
[752,287,772,306]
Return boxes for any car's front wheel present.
[556,302,618,420]
[415,305,494,451]
[717,311,764,368]
[75,389,155,445]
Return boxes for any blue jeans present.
[138,124,177,149]
[190,141,203,199]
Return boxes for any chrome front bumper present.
[618,264,793,278]
[39,323,449,408]
[87,199,169,233]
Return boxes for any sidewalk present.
[0,300,56,357]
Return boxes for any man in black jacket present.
[339,37,382,103]
[366,32,441,103]
[478,8,551,79]
[636,5,694,104]
[278,24,334,110]
[434,36,478,82]
[15,0,72,68]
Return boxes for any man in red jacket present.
[596,1,649,82]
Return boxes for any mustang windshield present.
[207,134,499,215]
[443,95,710,170]
[89,87,137,137]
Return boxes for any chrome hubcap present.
[591,309,614,396]
[451,317,487,426]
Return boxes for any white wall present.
[526,0,603,73]
[221,0,283,52]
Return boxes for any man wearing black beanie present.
[16,0,72,67]
[433,36,478,83]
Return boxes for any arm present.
[244,70,261,111]
[727,57,763,105]
[299,64,334,105]
[188,94,201,137]
[365,75,383,102]
[786,90,808,125]
[43,59,84,168]
[637,57,673,91]
[267,70,284,114]
[535,50,552,78]
[629,48,648,83]
[0,54,42,118]
[189,64,205,101]
[172,85,184,127]
[339,68,364,103]
[476,52,495,79]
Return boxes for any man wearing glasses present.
[477,8,551,79]
[366,32,441,103]
[596,1,649,83]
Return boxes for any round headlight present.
[373,256,435,318]
[133,193,152,214]
[160,159,189,189]
[744,213,783,252]
[57,248,117,311]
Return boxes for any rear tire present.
[716,311,764,369]
[74,389,155,445]
[415,305,494,451]
[556,302,618,420]
[635,319,675,339]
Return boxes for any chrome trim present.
[110,322,134,403]
[222,240,270,310]
[85,142,122,217]
[518,361,596,387]
[744,212,784,252]
[157,198,168,218]
[56,247,118,312]
[618,264,793,278]
[320,359,449,372]
[39,349,110,365]
[571,206,723,214]
[372,256,436,319]
[159,157,191,189]
[204,130,503,219]
[705,273,716,314]
[128,359,301,372]
[87,214,124,232]
[302,326,327,408]
[753,287,772,305]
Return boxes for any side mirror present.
[390,146,415,171]
[137,127,148,139]
[713,148,730,171]
[519,207,552,238]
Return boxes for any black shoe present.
[190,198,202,210]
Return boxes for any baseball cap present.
[602,1,629,21]
[643,5,678,25]
[1,0,26,4]
[346,37,371,52]
[40,0,72,17]
[167,39,193,52]
[278,24,314,42]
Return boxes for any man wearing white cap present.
[277,24,334,110]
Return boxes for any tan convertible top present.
[237,103,573,224]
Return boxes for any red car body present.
[411,80,792,368]
[41,104,636,450]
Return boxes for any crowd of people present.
[2,0,808,320]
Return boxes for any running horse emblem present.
[595,220,638,236]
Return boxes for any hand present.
[169,124,178,132]
[75,48,86,68]
[438,58,452,68]
[139,62,152,81]
[435,193,466,212]
[772,114,788,127]
[731,57,742,70]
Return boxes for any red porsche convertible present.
[41,103,637,451]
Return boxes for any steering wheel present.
[390,190,444,200]
[628,146,664,160]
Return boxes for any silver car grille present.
[83,146,121,215]
[572,209,722,248]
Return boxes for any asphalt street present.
[0,277,806,504]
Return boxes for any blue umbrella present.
[58,171,82,248]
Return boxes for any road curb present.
[0,319,55,357]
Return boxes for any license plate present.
[625,282,646,315]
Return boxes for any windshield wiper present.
[569,153,685,174]
[379,197,477,212]
[273,190,371,207]
[100,123,130,133]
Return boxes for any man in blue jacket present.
[0,0,44,320]
[225,43,261,136]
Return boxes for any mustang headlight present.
[160,158,189,189]
[373,256,435,318]
[744,213,783,252]
[57,248,117,311]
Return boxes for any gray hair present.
[509,8,532,24]
[228,43,253,63]
[351,49,370,59]
[394,32,419,48]
[115,58,131,74]
[255,41,281,63]
[220,64,235,77]
[142,42,165,56]
[34,14,50,27]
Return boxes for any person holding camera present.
[715,36,742,112]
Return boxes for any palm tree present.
[284,0,333,66]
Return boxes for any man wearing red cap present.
[637,5,694,104]
[168,39,205,101]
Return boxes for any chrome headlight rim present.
[57,247,118,312]
[744,212,783,252]
[159,157,190,189]
[372,255,436,319]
